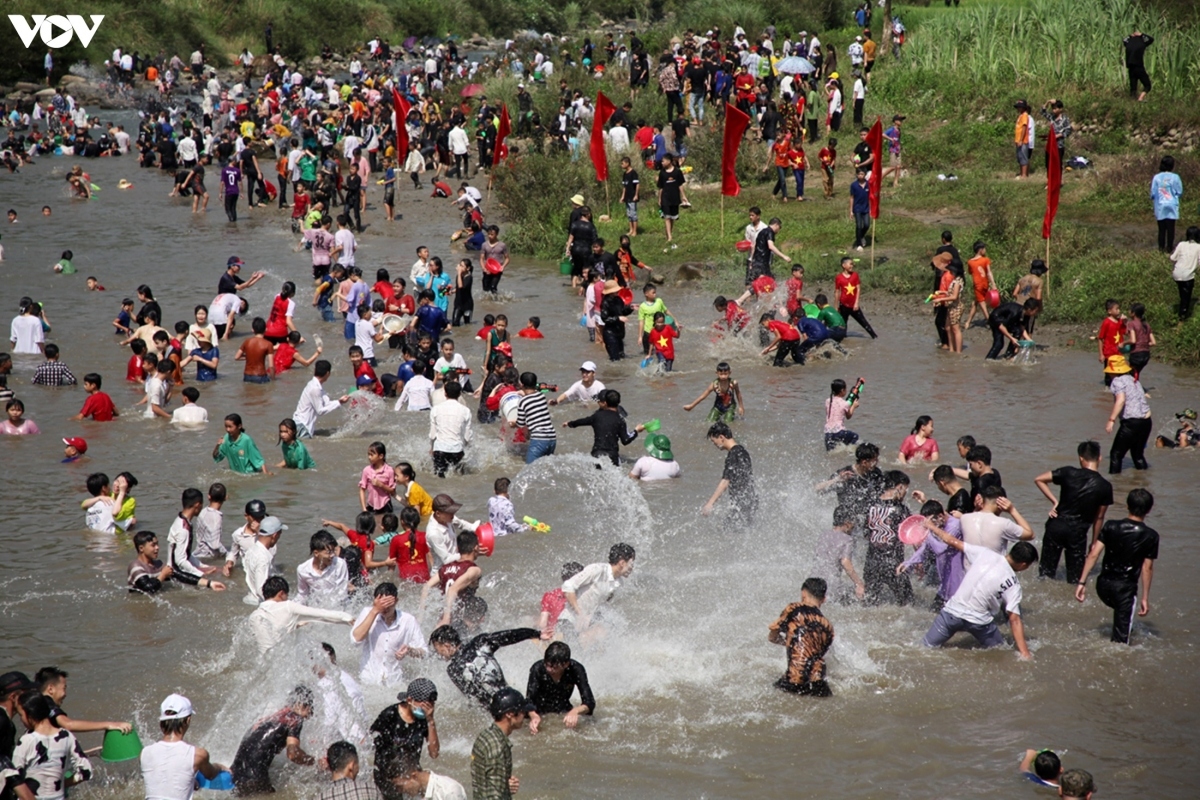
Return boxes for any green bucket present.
[643,418,661,432]
[101,729,143,763]
[560,258,573,275]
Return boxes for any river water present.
[1,139,1197,799]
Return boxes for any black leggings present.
[986,324,1016,359]
[223,194,239,221]
[934,305,949,346]
[1157,219,1176,252]
[1176,279,1194,319]
[1110,416,1151,473]
[1128,65,1151,96]
[838,305,877,338]
[1097,576,1139,644]
[602,324,626,360]
[481,272,502,294]
[1039,517,1090,583]
[666,91,684,121]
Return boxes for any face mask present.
[411,707,426,719]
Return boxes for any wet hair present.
[44,343,60,359]
[82,372,102,389]
[941,230,953,243]
[1059,768,1095,798]
[494,477,511,494]
[153,330,171,343]
[1034,750,1062,780]
[396,461,417,481]
[1187,225,1200,243]
[957,435,976,451]
[855,443,880,463]
[19,691,52,723]
[310,530,338,553]
[224,413,244,429]
[1126,488,1154,517]
[801,577,827,600]
[1029,258,1048,276]
[444,381,462,400]
[980,485,1007,501]
[972,239,986,254]
[1009,541,1038,566]
[326,741,358,773]
[920,499,945,518]
[1077,440,1101,461]
[483,314,496,326]
[716,361,731,373]
[208,482,227,503]
[707,421,733,440]
[608,542,635,564]
[832,505,854,527]
[430,625,462,646]
[130,339,148,355]
[398,506,422,559]
[262,575,289,598]
[520,371,539,389]
[561,561,584,582]
[713,295,729,310]
[830,379,847,401]
[174,321,190,335]
[288,685,315,709]
[883,470,910,490]
[911,415,933,435]
[527,316,541,329]
[161,716,190,735]
[133,530,158,550]
[356,512,377,535]
[932,464,957,484]
[545,641,571,665]
[86,472,109,496]
[368,441,387,460]
[251,317,267,334]
[456,530,479,554]
[1023,298,1042,312]
[138,285,155,300]
[603,389,621,408]
[373,582,398,599]
[966,445,992,465]
[381,513,398,533]
[181,487,204,509]
[315,360,332,378]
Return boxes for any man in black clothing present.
[1123,29,1154,101]
[966,445,1003,504]
[1034,441,1113,583]
[429,625,544,733]
[564,389,644,466]
[515,84,534,136]
[817,442,883,530]
[703,422,757,525]
[986,298,1040,359]
[0,673,35,760]
[343,162,363,231]
[526,642,595,729]
[851,127,874,173]
[369,678,437,798]
[1075,489,1159,644]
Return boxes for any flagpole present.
[604,177,611,220]
[870,219,876,270]
[721,194,725,238]
[1045,235,1051,299]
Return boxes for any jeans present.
[602,323,626,361]
[853,211,871,247]
[772,166,789,199]
[864,548,913,606]
[318,306,337,323]
[1157,218,1176,252]
[838,305,878,338]
[525,438,556,464]
[1178,278,1195,319]
[793,169,805,198]
[344,320,356,340]
[1110,416,1151,473]
[688,92,705,122]
[1097,576,1139,644]
[923,610,1006,649]
[1039,517,1090,583]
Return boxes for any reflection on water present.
[0,145,1197,798]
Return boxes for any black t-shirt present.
[723,444,757,510]
[231,709,305,793]
[621,169,639,203]
[215,139,235,162]
[853,141,872,167]
[946,487,972,515]
[568,218,597,253]
[239,148,257,172]
[684,65,707,90]
[344,173,363,201]
[831,466,883,517]
[191,163,206,188]
[752,227,776,272]
[136,300,162,326]
[370,704,429,779]
[218,271,240,295]
[526,659,596,715]
[670,117,690,149]
[657,167,684,206]
[969,469,1003,504]
[566,407,637,455]
[0,708,15,761]
[989,302,1025,334]
[1051,466,1113,523]
[447,628,540,707]
[760,109,779,140]
[1098,518,1159,580]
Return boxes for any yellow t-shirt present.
[405,481,434,519]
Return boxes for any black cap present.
[0,672,34,697]
[489,688,535,720]
[244,499,267,520]
[397,678,438,704]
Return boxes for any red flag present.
[1043,125,1061,239]
[589,92,616,181]
[391,88,410,162]
[721,102,751,197]
[867,117,884,219]
[493,103,511,167]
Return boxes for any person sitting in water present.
[230,685,317,796]
[768,577,835,696]
[525,642,595,730]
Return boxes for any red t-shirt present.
[541,588,567,630]
[785,277,805,316]
[835,271,861,309]
[389,531,430,584]
[634,126,654,150]
[1099,317,1127,358]
[79,391,116,421]
[291,193,310,220]
[387,293,416,315]
[265,295,291,339]
[274,342,296,374]
[126,354,143,382]
[767,320,801,341]
[373,280,396,306]
[475,324,493,341]
[345,529,374,571]
[354,361,384,396]
[437,559,477,595]
[517,327,544,339]
[751,275,777,297]
[724,301,749,332]
[650,325,678,359]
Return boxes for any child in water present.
[683,362,744,422]
[276,418,316,469]
[213,413,270,475]
[823,379,860,451]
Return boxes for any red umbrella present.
[460,83,484,98]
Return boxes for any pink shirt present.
[899,434,939,461]
[0,419,40,435]
[359,463,396,510]
[824,396,850,434]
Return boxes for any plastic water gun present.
[537,383,558,393]
[924,293,936,304]
[846,377,865,405]
[439,366,472,376]
[523,516,551,533]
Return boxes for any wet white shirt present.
[249,599,353,655]
[561,562,619,624]
[944,543,1022,624]
[295,556,349,607]
[352,607,427,686]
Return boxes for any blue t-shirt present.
[396,359,416,383]
[316,272,335,309]
[430,273,453,312]
[1151,171,1183,220]
[345,281,369,322]
[115,309,132,333]
[797,317,829,343]
[416,304,448,336]
[850,180,871,214]
[190,346,220,381]
[653,133,666,161]
[385,166,396,184]
[465,230,485,251]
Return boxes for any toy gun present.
[847,377,865,405]
[439,366,473,376]
[437,284,452,296]
[537,383,558,393]
[924,293,936,304]
[523,516,551,533]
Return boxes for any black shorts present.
[367,500,394,515]
[661,204,680,219]
[214,323,228,339]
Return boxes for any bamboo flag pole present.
[721,194,725,238]
[870,218,876,270]
[604,178,611,220]
[1045,235,1051,299]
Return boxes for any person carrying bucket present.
[141,694,229,800]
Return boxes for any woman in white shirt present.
[1169,224,1199,320]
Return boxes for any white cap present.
[517,83,525,89]
[580,361,598,372]
[160,693,194,720]
[259,516,288,535]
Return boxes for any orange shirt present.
[1014,112,1030,145]
[773,140,791,168]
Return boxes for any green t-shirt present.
[57,259,75,274]
[214,432,265,474]
[818,306,845,328]
[638,298,666,332]
[281,439,316,470]
[299,154,318,182]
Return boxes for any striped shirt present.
[516,392,556,440]
[32,360,77,386]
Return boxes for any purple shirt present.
[221,165,242,195]
[345,281,369,323]
[902,516,964,602]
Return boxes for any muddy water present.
[1,139,1197,799]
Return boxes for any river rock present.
[35,88,56,99]
[59,75,86,85]
[15,81,41,92]
[676,263,706,281]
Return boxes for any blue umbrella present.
[776,56,816,75]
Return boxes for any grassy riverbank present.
[485,0,1200,364]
